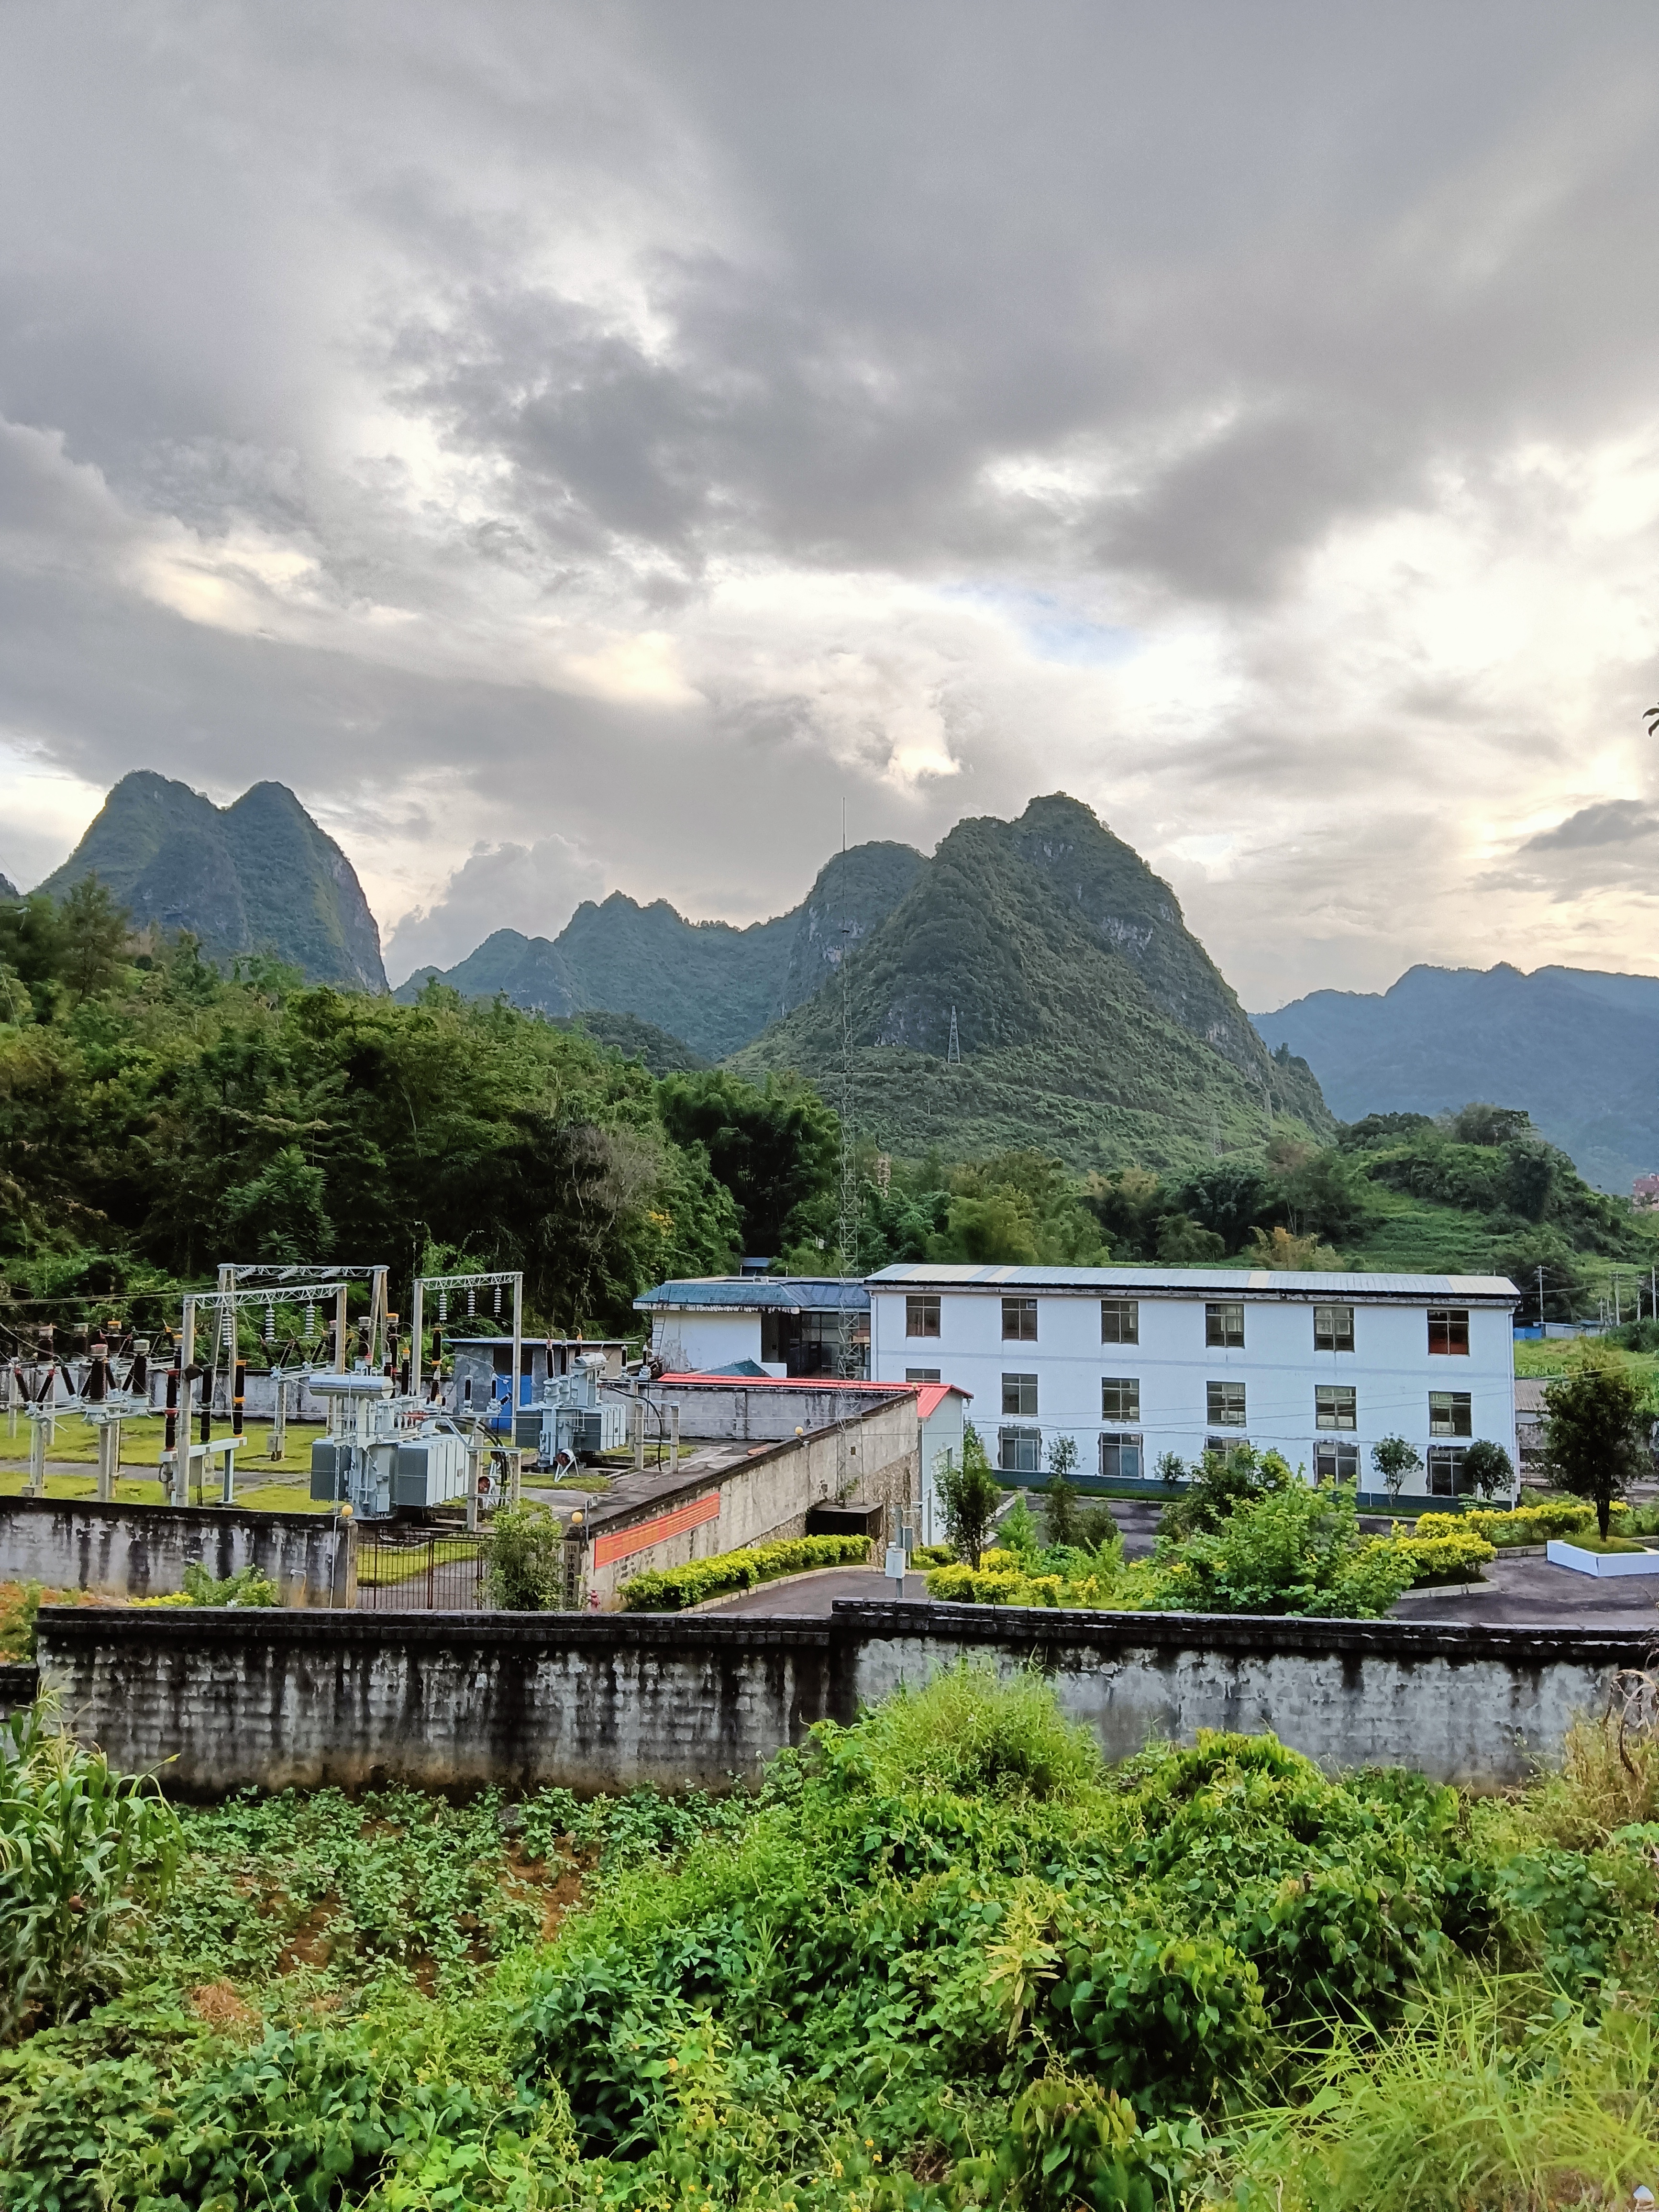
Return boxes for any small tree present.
[1370,1436,1422,1505]
[1040,1434,1081,1549]
[1044,1475,1082,1551]
[937,1425,1005,1570]
[1461,1439,1515,1502]
[1542,1350,1649,1539]
[999,1496,1041,1559]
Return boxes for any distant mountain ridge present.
[0,873,17,902]
[1255,962,1659,1194]
[395,841,925,1060]
[39,772,386,991]
[730,794,1332,1172]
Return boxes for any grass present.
[0,1410,320,1474]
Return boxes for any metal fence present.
[356,1530,491,1611]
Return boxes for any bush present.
[1417,1500,1610,1546]
[486,1501,564,1610]
[619,1534,869,1610]
[180,1562,279,1608]
[1383,1528,1496,1586]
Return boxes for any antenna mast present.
[947,1005,960,1065]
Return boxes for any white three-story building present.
[867,1264,1519,1509]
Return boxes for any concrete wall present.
[0,1497,356,1608]
[845,1604,1627,1791]
[26,1599,1652,1798]
[30,1610,836,1796]
[583,1397,918,1604]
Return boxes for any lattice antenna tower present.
[946,1005,961,1065]
[837,800,857,1282]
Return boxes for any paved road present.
[704,1567,931,1616]
[1394,1551,1659,1628]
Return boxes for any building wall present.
[649,1380,909,1442]
[647,1310,764,1375]
[0,1497,356,1608]
[918,1395,967,1545]
[23,1601,1646,1797]
[870,1282,1516,1494]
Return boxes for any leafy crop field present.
[7,1668,1659,2208]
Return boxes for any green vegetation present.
[1538,1348,1652,1538]
[11,1672,1659,2205]
[619,1534,871,1611]
[38,771,387,992]
[735,796,1333,1174]
[928,1468,1423,1614]
[0,885,750,1339]
[933,1423,1007,1569]
[1416,1499,1626,1548]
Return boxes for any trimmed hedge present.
[618,1534,871,1612]
[1383,1528,1496,1586]
[1416,1501,1615,1547]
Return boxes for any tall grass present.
[1219,1976,1659,2211]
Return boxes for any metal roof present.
[866,1263,1520,1302]
[634,1276,869,1314]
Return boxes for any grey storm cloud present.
[3,2,1659,994]
[1523,801,1659,852]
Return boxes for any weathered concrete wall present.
[844,1604,1646,1791]
[0,1498,355,1608]
[584,1398,918,1604]
[0,1663,37,1722]
[33,1609,834,1797]
[29,1598,1657,1797]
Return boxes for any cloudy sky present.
[3,2,1659,1007]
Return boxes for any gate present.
[356,1529,491,1610]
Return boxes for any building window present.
[1100,1432,1144,1482]
[1428,1307,1470,1355]
[998,1426,1041,1475]
[1316,1439,1360,1482]
[1316,1384,1357,1431]
[1101,1377,1140,1421]
[1314,1304,1354,1353]
[1206,1302,1245,1349]
[1101,1298,1139,1345]
[905,1368,940,1384]
[761,1309,868,1379]
[1206,1380,1247,1427]
[1430,1391,1473,1438]
[1206,1436,1251,1460]
[1002,1372,1039,1417]
[1002,1297,1039,1342]
[1427,1445,1471,1496]
[906,1294,940,1338]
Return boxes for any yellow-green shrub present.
[1416,1501,1616,1547]
[1382,1528,1496,1586]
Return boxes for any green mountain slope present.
[1255,962,1659,1195]
[39,772,386,990]
[395,840,924,1060]
[559,1010,712,1074]
[0,873,17,902]
[730,795,1332,1173]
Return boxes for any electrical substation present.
[4,1257,640,1526]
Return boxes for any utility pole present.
[1537,1263,1547,1333]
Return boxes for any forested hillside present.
[733,795,1331,1173]
[395,841,924,1059]
[1257,961,1659,1195]
[38,772,387,992]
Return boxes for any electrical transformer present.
[519,1357,628,1468]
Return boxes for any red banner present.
[592,1491,720,1568]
